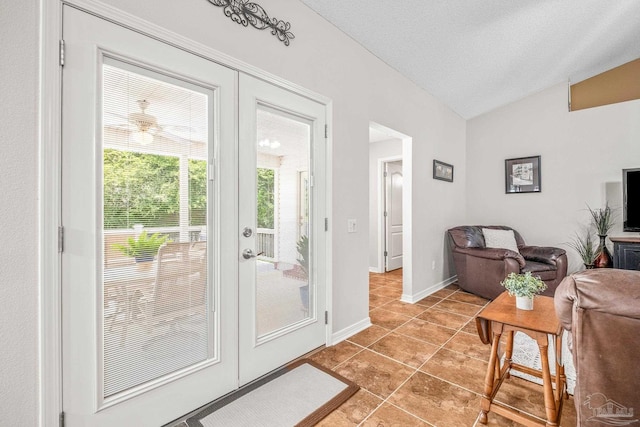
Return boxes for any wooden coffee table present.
[475,292,566,426]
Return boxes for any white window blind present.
[102,59,212,398]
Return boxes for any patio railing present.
[257,228,275,259]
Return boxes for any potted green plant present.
[588,203,614,268]
[296,235,310,312]
[568,232,596,269]
[113,231,170,263]
[296,235,309,278]
[500,272,547,310]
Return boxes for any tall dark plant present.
[588,202,614,236]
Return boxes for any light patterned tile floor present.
[312,269,577,426]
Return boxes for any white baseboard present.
[330,317,372,345]
[328,276,458,345]
[400,275,458,304]
[369,267,383,273]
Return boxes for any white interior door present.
[61,7,237,426]
[385,161,403,271]
[238,73,328,384]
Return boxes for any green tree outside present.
[104,148,207,229]
[189,159,207,226]
[103,149,180,229]
[257,168,274,229]
[104,148,274,230]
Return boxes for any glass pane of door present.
[255,106,312,339]
[102,60,211,397]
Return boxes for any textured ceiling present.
[299,0,640,118]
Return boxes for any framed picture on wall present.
[433,159,454,182]
[505,155,541,193]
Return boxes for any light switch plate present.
[347,219,357,233]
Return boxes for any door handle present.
[242,249,264,259]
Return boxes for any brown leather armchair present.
[555,269,640,426]
[447,225,567,300]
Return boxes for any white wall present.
[6,0,467,422]
[467,83,640,273]
[368,139,402,271]
[0,1,39,425]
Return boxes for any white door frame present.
[40,1,333,425]
[369,122,413,300]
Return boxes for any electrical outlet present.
[432,260,436,270]
[347,219,357,233]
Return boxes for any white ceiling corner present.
[300,0,640,118]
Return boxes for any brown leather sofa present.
[555,269,640,426]
[447,225,567,299]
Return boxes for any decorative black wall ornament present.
[207,0,295,46]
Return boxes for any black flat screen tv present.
[623,168,640,232]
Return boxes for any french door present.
[238,74,328,385]
[62,6,237,426]
[61,6,326,426]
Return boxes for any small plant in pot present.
[296,234,309,279]
[113,231,171,264]
[296,235,310,312]
[568,232,597,269]
[500,272,547,310]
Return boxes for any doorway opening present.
[368,122,412,301]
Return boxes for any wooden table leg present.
[504,330,513,379]
[479,330,502,424]
[556,333,568,400]
[536,333,559,426]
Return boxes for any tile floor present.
[309,269,577,426]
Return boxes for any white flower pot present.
[516,296,534,310]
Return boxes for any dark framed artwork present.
[433,160,454,182]
[505,155,541,193]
